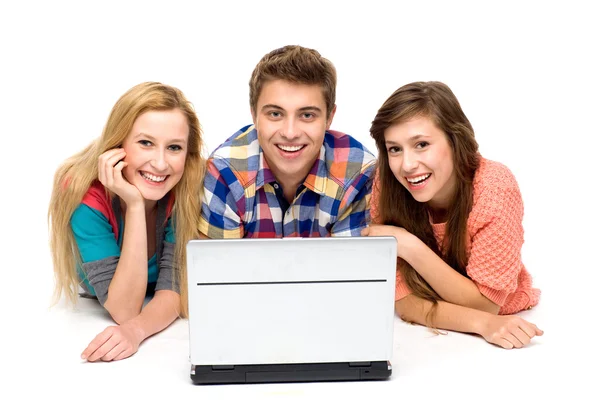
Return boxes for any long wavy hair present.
[370,81,480,327]
[48,82,205,317]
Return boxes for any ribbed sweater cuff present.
[395,279,412,301]
[477,283,510,306]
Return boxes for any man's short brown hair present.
[249,45,337,117]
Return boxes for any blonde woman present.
[49,82,205,362]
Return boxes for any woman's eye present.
[168,145,183,151]
[138,140,152,147]
[416,141,429,149]
[387,146,401,154]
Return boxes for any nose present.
[401,150,419,173]
[280,117,301,140]
[150,149,168,171]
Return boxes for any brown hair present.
[370,81,480,326]
[249,45,337,117]
[48,82,205,317]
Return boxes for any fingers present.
[536,326,544,336]
[84,331,126,362]
[496,337,514,349]
[499,318,544,349]
[486,315,544,350]
[98,149,126,187]
[81,328,114,361]
[113,160,128,184]
[530,322,544,336]
[517,321,537,339]
[508,328,530,348]
[112,348,134,362]
[361,224,384,237]
[81,326,140,362]
[100,342,129,362]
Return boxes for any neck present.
[120,198,158,214]
[428,206,448,224]
[274,175,304,203]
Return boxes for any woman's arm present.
[103,202,148,323]
[97,148,149,323]
[400,235,500,313]
[362,225,499,313]
[395,294,543,349]
[81,290,181,362]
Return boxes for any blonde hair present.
[48,82,205,318]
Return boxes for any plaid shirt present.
[200,125,376,238]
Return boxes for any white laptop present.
[186,236,397,384]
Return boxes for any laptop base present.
[191,361,391,384]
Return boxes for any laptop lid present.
[186,236,397,367]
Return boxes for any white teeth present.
[141,172,167,182]
[277,144,304,152]
[407,173,431,184]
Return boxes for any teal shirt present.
[71,204,175,296]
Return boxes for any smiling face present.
[384,115,456,211]
[121,109,189,201]
[252,79,336,187]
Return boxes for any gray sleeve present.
[80,256,119,305]
[155,241,180,294]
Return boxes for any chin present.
[137,186,172,202]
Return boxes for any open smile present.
[276,144,306,153]
[140,171,169,185]
[405,173,431,188]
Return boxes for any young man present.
[200,45,376,238]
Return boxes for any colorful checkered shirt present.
[200,125,376,238]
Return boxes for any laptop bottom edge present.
[191,361,391,384]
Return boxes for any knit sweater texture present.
[371,157,540,314]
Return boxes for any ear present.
[326,104,337,130]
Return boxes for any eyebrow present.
[385,134,430,144]
[134,132,187,144]
[261,104,323,113]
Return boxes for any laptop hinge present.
[211,365,235,370]
[349,362,371,367]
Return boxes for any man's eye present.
[301,113,314,119]
[269,111,281,118]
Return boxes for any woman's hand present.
[98,148,143,207]
[361,224,417,259]
[81,322,145,362]
[479,314,544,349]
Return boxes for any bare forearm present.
[395,294,490,335]
[402,240,499,314]
[105,204,148,322]
[121,290,181,343]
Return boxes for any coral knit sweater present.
[371,157,540,315]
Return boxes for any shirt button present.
[273,183,279,189]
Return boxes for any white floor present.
[7,272,592,399]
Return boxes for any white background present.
[1,0,598,398]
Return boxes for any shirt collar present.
[255,141,328,196]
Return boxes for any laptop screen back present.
[187,236,397,366]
